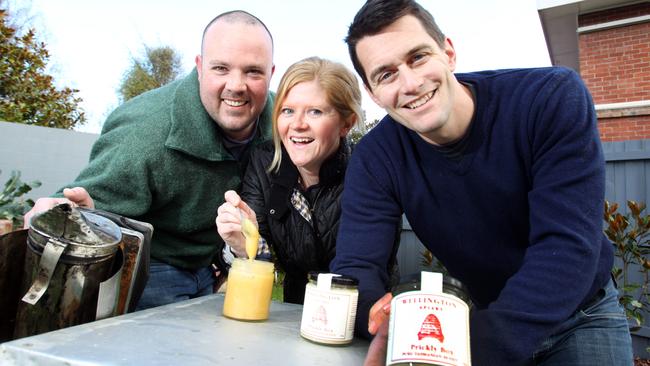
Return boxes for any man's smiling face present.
[358,15,461,145]
[196,20,274,140]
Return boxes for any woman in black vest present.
[216,56,365,303]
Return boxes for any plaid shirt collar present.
[291,187,312,225]
[267,140,351,220]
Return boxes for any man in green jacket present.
[23,10,276,310]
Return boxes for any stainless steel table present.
[0,294,369,365]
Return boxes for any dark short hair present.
[345,0,445,89]
[201,10,274,55]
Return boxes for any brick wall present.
[579,2,650,26]
[579,22,650,104]
[598,114,650,142]
[578,2,650,142]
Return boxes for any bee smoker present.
[13,203,122,339]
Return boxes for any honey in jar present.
[300,272,359,345]
[386,272,471,366]
[223,258,274,321]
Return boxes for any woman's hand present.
[215,190,258,258]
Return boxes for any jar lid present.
[308,271,359,286]
[28,203,122,258]
[392,272,470,303]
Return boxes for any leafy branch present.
[604,200,650,331]
[0,169,41,228]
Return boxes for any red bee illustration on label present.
[417,313,444,342]
[312,304,328,325]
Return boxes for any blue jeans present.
[135,260,215,311]
[532,278,633,365]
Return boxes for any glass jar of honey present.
[300,272,358,345]
[223,258,274,321]
[386,272,471,366]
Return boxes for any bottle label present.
[387,291,471,366]
[300,283,358,344]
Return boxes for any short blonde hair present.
[269,57,362,173]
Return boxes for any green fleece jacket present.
[57,69,274,269]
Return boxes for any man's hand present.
[364,292,393,366]
[23,187,94,229]
[215,190,258,258]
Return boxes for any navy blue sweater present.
[330,67,613,365]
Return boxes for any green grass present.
[272,282,283,301]
[272,271,284,302]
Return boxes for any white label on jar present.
[421,271,443,293]
[387,291,471,366]
[316,273,336,291]
[300,282,358,343]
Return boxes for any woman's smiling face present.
[277,80,348,177]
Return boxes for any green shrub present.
[0,169,41,228]
[604,200,650,331]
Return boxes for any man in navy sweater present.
[330,0,633,364]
